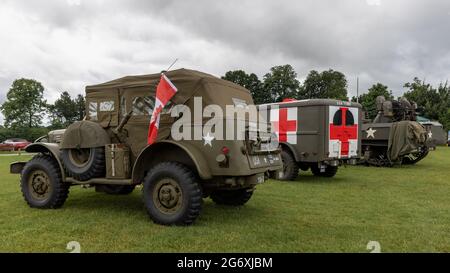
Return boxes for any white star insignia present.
[366,127,376,138]
[202,132,215,147]
[428,131,433,138]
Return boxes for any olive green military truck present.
[258,99,362,180]
[10,69,282,225]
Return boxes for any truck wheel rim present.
[153,178,183,214]
[28,170,51,200]
[68,148,90,168]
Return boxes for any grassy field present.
[1,148,449,253]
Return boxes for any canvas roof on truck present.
[85,68,251,106]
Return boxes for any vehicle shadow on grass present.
[356,162,430,174]
[63,191,146,214]
[61,190,268,225]
[289,173,349,184]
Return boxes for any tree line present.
[222,65,450,130]
[222,65,348,104]
[0,78,85,142]
[1,67,449,142]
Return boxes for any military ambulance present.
[258,99,362,180]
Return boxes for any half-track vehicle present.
[361,96,432,166]
[258,99,362,181]
[10,69,282,225]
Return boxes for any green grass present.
[1,148,450,253]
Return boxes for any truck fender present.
[280,142,300,162]
[24,143,66,180]
[132,140,212,184]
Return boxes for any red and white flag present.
[147,74,178,145]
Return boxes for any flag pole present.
[165,58,179,73]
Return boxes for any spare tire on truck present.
[61,147,105,181]
[60,121,110,181]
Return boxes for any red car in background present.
[0,138,31,151]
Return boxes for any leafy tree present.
[300,69,348,100]
[403,78,450,130]
[404,78,441,119]
[47,92,85,129]
[353,83,394,120]
[1,78,47,128]
[222,70,268,104]
[436,83,450,130]
[262,64,301,102]
[436,87,449,129]
[75,94,86,121]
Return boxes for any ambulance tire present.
[279,150,299,181]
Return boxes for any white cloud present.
[67,0,82,6]
[0,0,449,124]
[366,0,381,6]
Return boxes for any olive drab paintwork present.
[419,120,447,146]
[10,68,282,225]
[258,99,362,180]
[84,69,261,158]
[105,144,130,179]
[61,121,111,149]
[20,68,282,182]
[361,96,432,166]
[79,68,282,181]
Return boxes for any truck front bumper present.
[10,162,26,174]
[204,171,275,190]
[223,172,266,187]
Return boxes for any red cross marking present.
[272,108,297,142]
[329,107,358,156]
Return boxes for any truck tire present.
[20,155,70,208]
[279,150,299,181]
[96,185,135,195]
[61,147,105,181]
[311,165,338,178]
[210,188,254,206]
[143,162,202,226]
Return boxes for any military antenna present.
[166,58,179,72]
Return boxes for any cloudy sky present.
[1,0,450,123]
